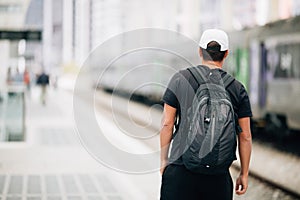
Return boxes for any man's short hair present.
[200,41,227,62]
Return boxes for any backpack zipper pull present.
[204,118,210,123]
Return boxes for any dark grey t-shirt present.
[162,65,252,165]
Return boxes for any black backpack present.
[182,66,237,174]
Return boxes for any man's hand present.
[236,117,252,195]
[235,174,248,195]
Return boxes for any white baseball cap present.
[199,29,229,51]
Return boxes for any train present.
[90,16,300,137]
[227,16,300,136]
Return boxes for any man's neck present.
[202,60,223,69]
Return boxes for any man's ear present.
[199,48,203,58]
[224,50,229,58]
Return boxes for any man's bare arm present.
[160,104,177,175]
[236,117,252,195]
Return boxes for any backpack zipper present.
[191,96,209,131]
[211,111,216,151]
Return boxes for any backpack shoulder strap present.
[188,66,235,88]
[222,73,242,133]
[223,73,235,89]
[187,66,208,85]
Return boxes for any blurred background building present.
[0,0,42,91]
[1,0,299,85]
[53,0,300,73]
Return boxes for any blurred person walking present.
[36,71,49,105]
[6,67,13,85]
[160,29,252,200]
[6,67,14,97]
[23,69,31,91]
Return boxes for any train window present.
[269,44,300,79]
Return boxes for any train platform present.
[0,86,160,200]
[0,82,299,200]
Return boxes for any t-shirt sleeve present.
[237,85,253,118]
[162,72,180,109]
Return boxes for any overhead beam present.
[0,30,42,41]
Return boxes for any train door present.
[249,40,273,121]
[259,43,268,109]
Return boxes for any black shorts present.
[160,164,233,200]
